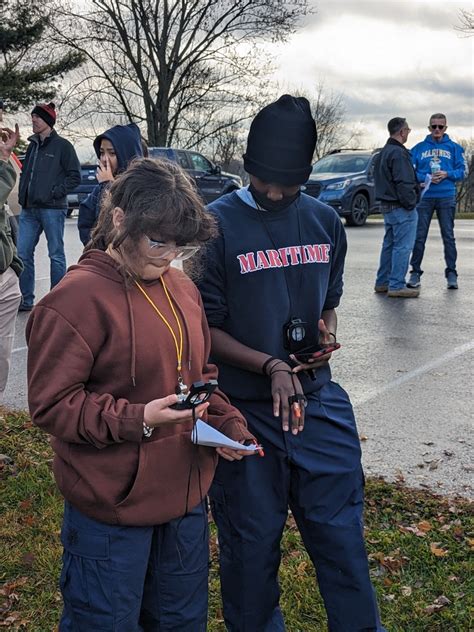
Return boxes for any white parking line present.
[12,345,27,354]
[352,340,474,407]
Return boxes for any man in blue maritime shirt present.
[408,113,467,290]
[197,95,385,632]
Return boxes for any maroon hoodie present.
[26,250,253,526]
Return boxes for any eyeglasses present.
[402,127,411,132]
[430,125,446,130]
[146,237,200,261]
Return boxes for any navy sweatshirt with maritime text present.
[197,189,347,401]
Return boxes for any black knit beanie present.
[243,95,317,186]
[31,102,56,128]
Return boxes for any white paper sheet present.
[420,173,432,199]
[191,419,260,451]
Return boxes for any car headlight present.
[326,179,352,190]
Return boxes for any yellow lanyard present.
[135,277,184,377]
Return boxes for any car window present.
[148,148,168,159]
[189,152,212,172]
[175,151,190,169]
[81,165,98,184]
[312,154,370,174]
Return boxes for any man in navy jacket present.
[408,113,467,290]
[198,95,385,632]
[373,117,420,298]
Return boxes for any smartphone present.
[171,380,218,410]
[293,343,341,363]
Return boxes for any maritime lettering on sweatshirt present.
[237,243,330,274]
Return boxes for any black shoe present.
[18,302,34,312]
[447,272,458,290]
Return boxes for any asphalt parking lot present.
[5,217,474,497]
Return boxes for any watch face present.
[290,323,306,342]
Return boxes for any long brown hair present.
[87,158,217,260]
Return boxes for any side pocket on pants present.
[60,520,113,630]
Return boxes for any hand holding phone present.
[170,379,218,410]
[292,342,341,364]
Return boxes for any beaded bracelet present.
[269,366,292,377]
[261,356,279,375]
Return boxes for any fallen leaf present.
[21,552,36,567]
[430,542,449,557]
[394,469,405,483]
[401,586,412,597]
[417,520,432,533]
[424,595,450,614]
[359,434,368,441]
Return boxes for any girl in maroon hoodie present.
[26,158,255,631]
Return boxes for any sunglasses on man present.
[430,125,446,130]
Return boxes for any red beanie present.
[31,102,57,128]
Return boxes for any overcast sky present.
[271,0,473,148]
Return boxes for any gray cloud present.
[342,75,473,100]
[305,1,472,34]
[342,91,473,129]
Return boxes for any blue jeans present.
[410,196,457,278]
[375,207,418,290]
[59,501,209,631]
[17,207,67,307]
[210,383,385,632]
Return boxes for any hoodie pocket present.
[114,431,214,526]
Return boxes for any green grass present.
[1,409,473,631]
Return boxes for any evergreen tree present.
[0,0,84,112]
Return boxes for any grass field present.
[1,408,472,631]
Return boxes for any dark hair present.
[430,113,446,123]
[387,117,407,135]
[140,136,149,158]
[88,158,217,260]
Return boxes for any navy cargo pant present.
[59,500,208,631]
[210,381,385,632]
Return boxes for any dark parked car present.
[148,147,242,203]
[67,163,98,215]
[302,149,381,226]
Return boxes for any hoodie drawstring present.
[125,287,137,387]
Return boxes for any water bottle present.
[430,156,441,175]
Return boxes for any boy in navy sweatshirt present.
[408,113,467,290]
[198,95,385,632]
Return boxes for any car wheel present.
[346,193,369,226]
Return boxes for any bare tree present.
[291,84,349,159]
[455,9,474,35]
[53,0,311,147]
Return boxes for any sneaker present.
[18,302,34,312]
[387,288,420,298]
[407,272,421,288]
[447,272,458,290]
[374,285,388,293]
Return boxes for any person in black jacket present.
[17,103,81,311]
[374,117,420,298]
